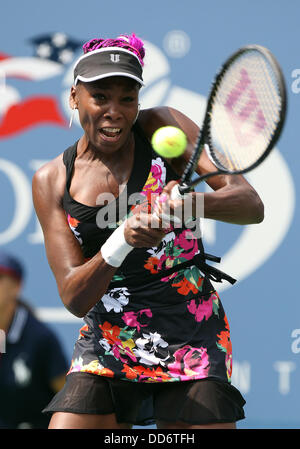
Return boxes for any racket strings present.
[209,50,283,172]
[255,57,281,141]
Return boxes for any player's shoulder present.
[139,106,183,125]
[139,106,187,138]
[33,142,73,182]
[138,106,198,142]
[32,150,66,197]
[34,155,61,179]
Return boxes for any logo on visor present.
[110,54,120,63]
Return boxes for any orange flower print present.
[122,364,172,382]
[67,214,83,245]
[68,214,80,228]
[99,321,122,346]
[224,314,230,331]
[172,276,203,295]
[217,315,232,353]
[146,366,172,382]
[79,324,89,338]
[217,330,232,354]
[122,364,151,381]
[144,256,160,274]
[122,364,138,380]
[99,322,137,364]
[216,315,233,381]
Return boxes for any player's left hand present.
[154,180,194,228]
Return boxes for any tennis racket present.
[171,44,287,199]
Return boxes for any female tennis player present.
[32,33,264,429]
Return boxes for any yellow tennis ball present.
[151,126,187,158]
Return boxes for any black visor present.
[73,47,144,86]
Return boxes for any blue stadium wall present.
[0,0,299,428]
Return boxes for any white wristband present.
[101,221,133,267]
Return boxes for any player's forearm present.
[192,185,264,225]
[59,253,117,318]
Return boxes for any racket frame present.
[178,44,287,195]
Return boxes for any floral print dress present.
[62,123,234,385]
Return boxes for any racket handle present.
[171,183,188,199]
[153,184,187,224]
[177,183,190,195]
[178,144,211,194]
[153,210,181,225]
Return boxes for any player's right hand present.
[124,212,166,248]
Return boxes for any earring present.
[69,107,77,128]
[133,104,141,124]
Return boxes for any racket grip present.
[153,184,186,224]
[178,143,210,194]
[154,211,181,224]
[153,210,181,224]
[170,183,187,200]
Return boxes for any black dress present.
[62,123,234,385]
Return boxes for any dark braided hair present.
[82,33,146,66]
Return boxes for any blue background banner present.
[0,0,298,428]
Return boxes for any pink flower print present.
[142,158,166,195]
[174,230,199,260]
[152,161,163,180]
[67,356,84,374]
[157,252,175,271]
[111,342,137,364]
[122,309,152,332]
[225,352,233,381]
[168,345,210,380]
[187,296,213,322]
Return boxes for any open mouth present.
[99,127,122,139]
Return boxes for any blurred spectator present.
[0,251,69,428]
